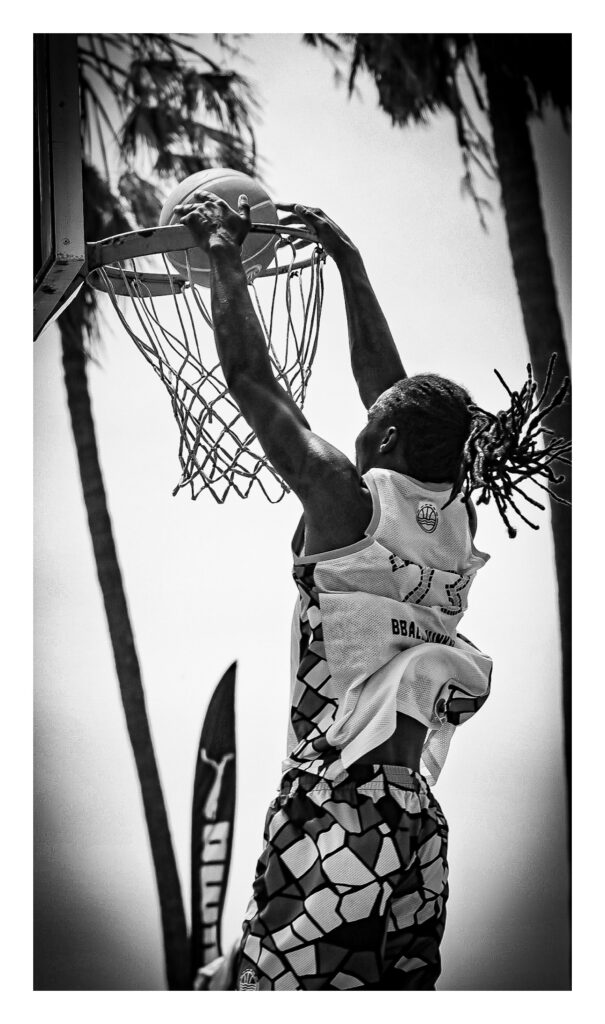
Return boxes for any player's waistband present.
[278,762,430,800]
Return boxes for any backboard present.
[34,34,85,340]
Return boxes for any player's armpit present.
[228,375,373,551]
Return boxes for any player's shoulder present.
[301,471,373,557]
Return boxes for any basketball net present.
[92,236,326,503]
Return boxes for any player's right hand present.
[276,204,358,260]
[175,191,251,252]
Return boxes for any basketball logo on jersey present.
[416,501,439,533]
[239,968,260,991]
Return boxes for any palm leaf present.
[117,171,164,227]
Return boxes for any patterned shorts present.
[236,763,448,990]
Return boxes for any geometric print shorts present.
[236,763,448,990]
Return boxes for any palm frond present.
[80,78,122,149]
[303,33,342,53]
[311,33,500,227]
[117,171,164,227]
[72,33,259,350]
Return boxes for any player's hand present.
[276,203,357,260]
[175,191,251,252]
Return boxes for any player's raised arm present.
[277,203,406,409]
[176,191,372,552]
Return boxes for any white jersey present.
[285,468,492,785]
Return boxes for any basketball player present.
[176,192,568,991]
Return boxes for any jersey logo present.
[416,501,439,533]
[239,968,260,991]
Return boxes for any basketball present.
[160,168,279,286]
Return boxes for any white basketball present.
[160,168,278,287]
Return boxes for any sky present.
[33,31,572,997]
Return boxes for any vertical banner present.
[190,662,237,983]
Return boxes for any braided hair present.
[371,356,571,538]
[447,355,571,537]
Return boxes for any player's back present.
[308,468,489,636]
[365,469,485,577]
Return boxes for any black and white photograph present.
[31,17,575,1002]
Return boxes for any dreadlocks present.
[371,357,570,539]
[446,354,571,538]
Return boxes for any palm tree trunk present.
[59,291,190,989]
[477,38,571,816]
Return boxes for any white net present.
[95,240,325,502]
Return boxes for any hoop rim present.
[88,249,325,296]
[86,222,320,277]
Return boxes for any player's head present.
[357,359,570,539]
[355,374,473,481]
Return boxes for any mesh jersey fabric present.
[284,468,493,785]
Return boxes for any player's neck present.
[370,451,409,475]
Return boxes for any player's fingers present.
[238,194,251,226]
[295,203,322,220]
[278,213,307,227]
[194,191,231,215]
[191,189,216,204]
[276,202,314,223]
[294,203,312,220]
[180,209,207,227]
